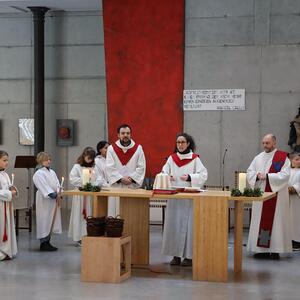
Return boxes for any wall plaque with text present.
[183,89,245,111]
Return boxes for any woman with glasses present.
[161,133,207,267]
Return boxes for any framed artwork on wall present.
[19,118,34,145]
[57,119,75,146]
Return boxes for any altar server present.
[288,152,300,249]
[247,134,291,259]
[68,147,104,244]
[95,140,117,216]
[106,124,146,214]
[33,152,62,251]
[161,133,207,266]
[0,150,18,260]
[95,140,110,186]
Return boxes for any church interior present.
[1,0,300,299]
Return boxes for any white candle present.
[11,173,14,186]
[89,169,92,183]
[238,173,247,191]
[82,169,90,185]
[60,176,64,187]
[90,169,95,183]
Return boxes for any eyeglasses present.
[176,141,187,144]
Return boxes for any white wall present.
[0,9,106,208]
[185,0,300,188]
[1,0,300,212]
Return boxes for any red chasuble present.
[171,153,199,167]
[112,143,139,166]
[257,150,287,248]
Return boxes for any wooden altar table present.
[63,189,274,282]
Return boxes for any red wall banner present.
[103,0,184,177]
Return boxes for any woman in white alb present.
[161,133,207,266]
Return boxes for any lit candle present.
[82,169,90,185]
[11,173,14,186]
[60,176,64,187]
[90,169,95,183]
[238,173,247,192]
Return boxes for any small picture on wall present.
[19,118,34,145]
[57,119,74,146]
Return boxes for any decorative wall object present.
[19,119,34,145]
[57,119,74,146]
[103,0,184,177]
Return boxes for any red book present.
[153,189,178,195]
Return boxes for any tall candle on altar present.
[60,176,64,187]
[238,173,247,191]
[82,169,90,185]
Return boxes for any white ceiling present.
[0,0,101,13]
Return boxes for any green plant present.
[253,187,263,197]
[79,182,101,192]
[243,187,253,197]
[231,187,263,197]
[231,188,243,197]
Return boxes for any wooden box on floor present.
[81,235,131,283]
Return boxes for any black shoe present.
[253,253,270,259]
[292,240,300,250]
[270,253,280,260]
[170,256,181,265]
[40,241,58,252]
[181,258,192,267]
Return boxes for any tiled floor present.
[1,220,300,300]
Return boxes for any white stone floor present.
[1,219,300,300]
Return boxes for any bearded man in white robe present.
[247,134,291,259]
[106,124,146,215]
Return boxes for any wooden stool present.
[81,235,131,283]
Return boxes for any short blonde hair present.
[36,152,51,165]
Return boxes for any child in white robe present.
[95,141,110,186]
[68,147,104,244]
[95,140,118,216]
[288,152,300,249]
[33,152,62,251]
[0,150,18,260]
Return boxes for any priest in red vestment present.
[247,134,292,259]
